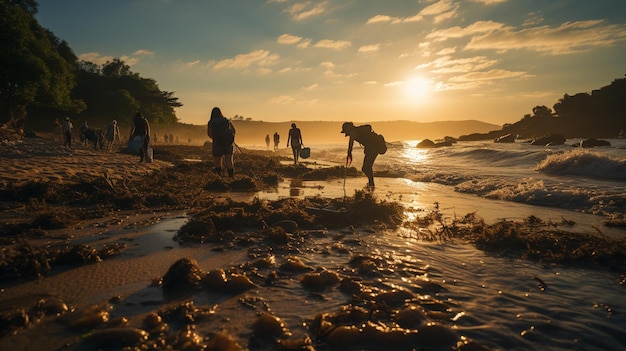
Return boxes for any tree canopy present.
[1,0,182,133]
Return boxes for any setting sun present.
[404,77,433,101]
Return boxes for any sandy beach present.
[1,135,625,351]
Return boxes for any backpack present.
[357,125,387,155]
[210,117,235,145]
[373,132,387,154]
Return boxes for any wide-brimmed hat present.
[341,122,354,134]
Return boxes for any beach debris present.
[162,258,206,296]
[60,303,111,330]
[79,327,149,349]
[300,270,341,291]
[205,331,245,351]
[252,313,291,345]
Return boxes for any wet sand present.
[1,136,625,351]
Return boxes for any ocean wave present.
[536,149,626,180]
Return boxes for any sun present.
[403,76,432,100]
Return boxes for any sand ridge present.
[0,136,171,188]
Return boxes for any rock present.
[494,133,516,143]
[572,138,611,148]
[530,134,566,146]
[162,258,206,296]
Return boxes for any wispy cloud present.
[469,0,507,4]
[284,1,329,21]
[277,33,312,48]
[449,69,531,82]
[466,20,626,54]
[209,50,280,71]
[429,20,626,54]
[78,52,143,66]
[133,49,155,56]
[313,39,351,50]
[366,0,458,24]
[358,44,380,54]
[418,55,498,74]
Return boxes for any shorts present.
[212,144,233,157]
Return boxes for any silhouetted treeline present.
[460,76,626,140]
[1,0,181,133]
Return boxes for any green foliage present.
[1,1,182,132]
[0,1,82,128]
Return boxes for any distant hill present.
[157,120,501,146]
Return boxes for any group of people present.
[208,107,386,188]
[263,124,304,165]
[58,112,150,162]
[58,117,121,151]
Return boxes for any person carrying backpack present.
[341,122,387,189]
[207,107,236,177]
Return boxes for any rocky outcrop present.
[494,133,516,143]
[572,138,611,148]
[416,139,453,148]
[530,134,566,146]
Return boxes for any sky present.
[36,0,626,126]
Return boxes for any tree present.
[0,1,83,130]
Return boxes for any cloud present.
[358,44,380,53]
[469,0,507,4]
[313,39,351,50]
[210,50,280,71]
[366,0,458,24]
[133,49,155,56]
[302,83,318,91]
[277,34,312,48]
[269,95,295,104]
[78,52,113,65]
[285,1,329,21]
[429,19,626,55]
[417,55,498,73]
[466,20,626,54]
[277,34,304,45]
[427,20,510,41]
[449,69,531,82]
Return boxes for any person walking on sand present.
[265,134,270,149]
[104,119,120,151]
[207,107,236,177]
[61,116,73,148]
[273,132,280,151]
[341,122,387,189]
[286,123,303,165]
[129,111,150,162]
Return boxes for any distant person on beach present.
[129,111,150,162]
[79,120,89,145]
[104,119,120,150]
[265,134,270,149]
[341,122,387,189]
[207,107,236,177]
[61,117,73,148]
[273,132,280,151]
[286,123,303,165]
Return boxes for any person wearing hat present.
[61,116,73,148]
[341,121,384,189]
[286,123,303,165]
[104,119,120,151]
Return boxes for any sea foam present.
[536,149,626,180]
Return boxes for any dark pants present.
[362,149,378,186]
[64,131,72,147]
